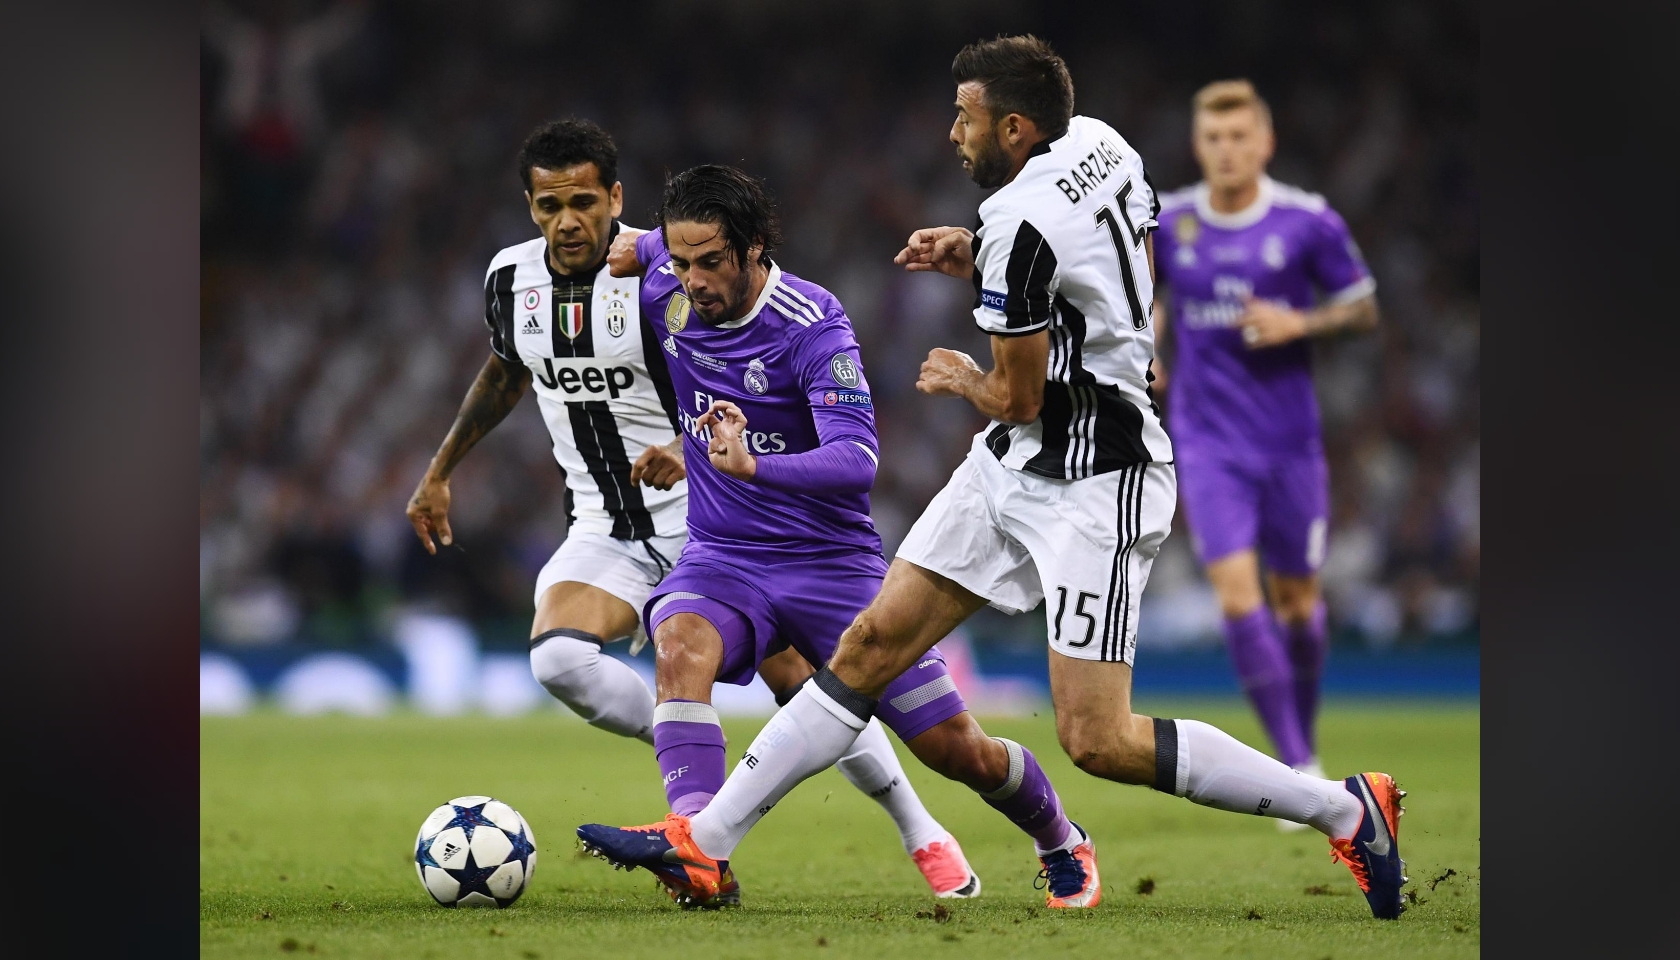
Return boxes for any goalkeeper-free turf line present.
[201,701,1479,959]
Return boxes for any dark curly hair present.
[516,119,618,192]
[952,34,1075,139]
[656,164,782,269]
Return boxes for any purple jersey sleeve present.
[751,312,880,494]
[796,320,877,451]
[1305,207,1375,302]
[751,432,877,494]
[637,229,669,273]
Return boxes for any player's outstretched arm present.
[407,353,532,553]
[893,226,975,279]
[916,332,1049,425]
[630,436,685,490]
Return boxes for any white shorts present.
[533,530,688,643]
[896,443,1176,665]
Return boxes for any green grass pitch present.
[201,700,1479,958]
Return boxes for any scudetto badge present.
[830,353,860,388]
[743,358,769,395]
[606,299,627,337]
[665,294,691,333]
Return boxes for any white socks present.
[529,630,655,744]
[689,676,868,860]
[1163,718,1362,839]
[836,718,948,854]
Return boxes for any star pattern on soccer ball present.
[505,827,535,863]
[445,803,497,832]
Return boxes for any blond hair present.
[1192,79,1273,129]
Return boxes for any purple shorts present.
[1176,444,1329,576]
[643,549,968,742]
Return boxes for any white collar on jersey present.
[712,262,783,330]
[1194,175,1276,230]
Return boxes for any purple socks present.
[652,700,726,817]
[1281,602,1329,757]
[980,738,1076,854]
[1223,608,1312,768]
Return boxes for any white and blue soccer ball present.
[414,796,536,908]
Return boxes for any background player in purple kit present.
[578,165,1087,908]
[1151,81,1380,805]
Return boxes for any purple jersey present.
[636,230,882,563]
[1154,176,1375,457]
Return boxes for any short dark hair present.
[951,34,1075,139]
[517,119,618,192]
[656,164,782,269]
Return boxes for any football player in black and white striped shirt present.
[406,121,974,898]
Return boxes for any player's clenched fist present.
[916,347,984,398]
[606,228,646,278]
[695,399,757,481]
[893,226,975,279]
[631,439,686,490]
[406,474,454,555]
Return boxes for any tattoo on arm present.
[430,354,532,478]
[1303,294,1379,337]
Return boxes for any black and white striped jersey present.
[483,223,685,540]
[971,115,1174,480]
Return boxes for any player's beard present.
[962,130,1011,189]
[696,264,754,325]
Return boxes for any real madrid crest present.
[665,293,691,333]
[1261,234,1287,270]
[743,358,769,395]
[606,299,627,337]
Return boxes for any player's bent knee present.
[1058,714,1153,784]
[529,635,602,714]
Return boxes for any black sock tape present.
[1152,717,1179,794]
[529,627,605,650]
[812,666,877,723]
[773,675,813,708]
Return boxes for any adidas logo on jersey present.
[522,316,542,334]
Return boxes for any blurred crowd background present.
[199,0,1478,658]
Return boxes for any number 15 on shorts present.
[1052,586,1102,649]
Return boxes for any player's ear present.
[525,190,537,224]
[608,181,623,218]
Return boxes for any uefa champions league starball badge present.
[744,358,769,395]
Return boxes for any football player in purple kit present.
[407,121,977,905]
[577,165,1087,908]
[1151,81,1380,816]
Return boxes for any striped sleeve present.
[483,263,519,363]
[972,215,1059,337]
